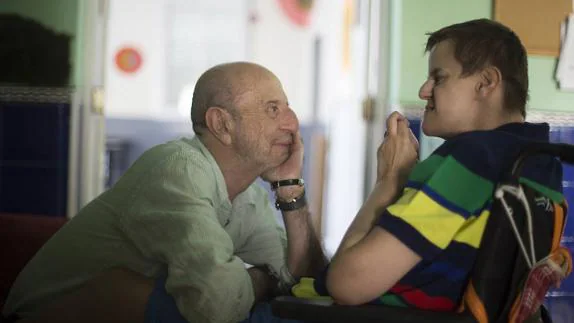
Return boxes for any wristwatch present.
[275,191,307,211]
[271,178,305,191]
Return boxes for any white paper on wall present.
[556,14,574,92]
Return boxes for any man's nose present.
[281,107,299,132]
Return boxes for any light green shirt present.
[3,137,291,323]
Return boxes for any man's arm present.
[234,182,325,299]
[260,130,327,282]
[276,185,327,279]
[121,156,256,323]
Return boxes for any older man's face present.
[231,74,299,170]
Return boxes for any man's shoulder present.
[113,137,219,193]
[141,137,203,160]
[134,137,215,172]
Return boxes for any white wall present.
[102,0,369,256]
[250,0,369,256]
[104,0,247,120]
[104,0,167,119]
[249,0,315,123]
[316,0,369,257]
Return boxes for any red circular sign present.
[277,0,314,27]
[115,47,142,73]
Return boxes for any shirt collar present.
[493,122,550,142]
[187,136,256,207]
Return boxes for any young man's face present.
[418,40,482,139]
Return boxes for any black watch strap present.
[271,178,305,190]
[275,191,307,211]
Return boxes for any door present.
[322,0,390,257]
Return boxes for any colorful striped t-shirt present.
[299,122,564,311]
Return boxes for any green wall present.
[395,0,574,112]
[0,0,79,85]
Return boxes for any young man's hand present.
[377,112,419,186]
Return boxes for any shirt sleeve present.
[234,186,295,293]
[119,153,254,323]
[377,147,495,261]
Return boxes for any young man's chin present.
[422,126,447,140]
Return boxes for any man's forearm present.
[336,177,400,255]
[282,205,327,278]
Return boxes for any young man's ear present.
[205,107,234,145]
[476,66,502,96]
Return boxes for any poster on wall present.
[114,47,143,74]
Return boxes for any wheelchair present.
[271,142,574,323]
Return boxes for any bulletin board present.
[494,0,572,57]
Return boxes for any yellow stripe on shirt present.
[386,189,466,250]
[452,210,490,249]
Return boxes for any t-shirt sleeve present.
[377,143,495,261]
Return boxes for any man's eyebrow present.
[265,100,289,106]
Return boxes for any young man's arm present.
[327,112,422,305]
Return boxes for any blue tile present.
[545,297,574,323]
[0,102,69,217]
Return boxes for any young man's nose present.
[419,80,433,100]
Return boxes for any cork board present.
[494,0,572,57]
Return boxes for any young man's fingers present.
[386,112,404,136]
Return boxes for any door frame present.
[67,0,108,217]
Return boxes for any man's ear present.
[475,66,502,97]
[205,107,233,145]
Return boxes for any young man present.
[295,19,563,311]
[3,62,325,323]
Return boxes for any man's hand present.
[377,112,419,186]
[261,131,304,183]
[261,131,305,201]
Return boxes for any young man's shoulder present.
[427,129,528,183]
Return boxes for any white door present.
[67,0,108,217]
[322,0,390,257]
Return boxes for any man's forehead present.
[251,78,287,102]
[428,41,458,72]
[234,84,288,108]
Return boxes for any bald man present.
[2,62,325,323]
